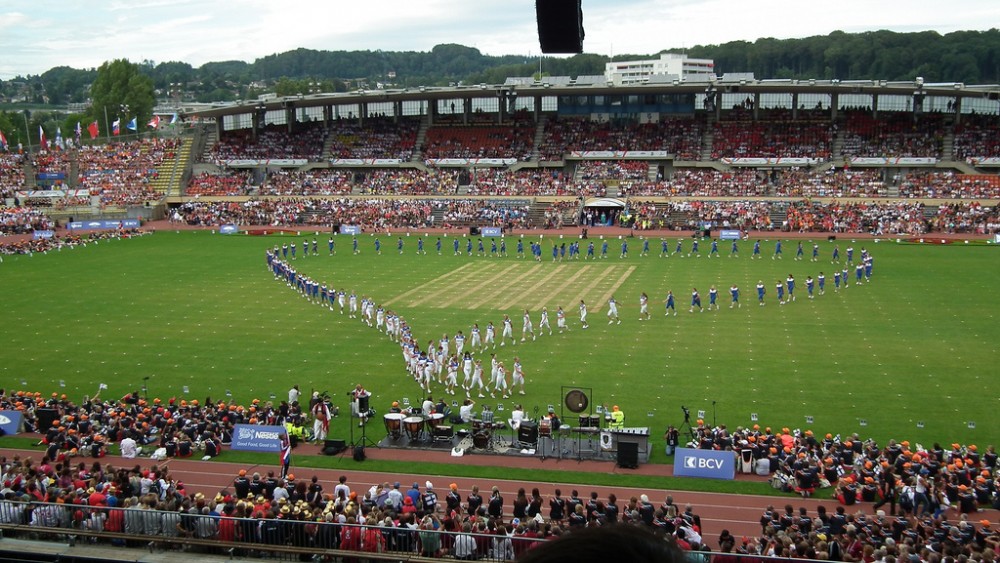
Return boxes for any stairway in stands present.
[200,128,218,162]
[149,137,193,196]
[411,115,430,162]
[531,115,548,161]
[700,115,715,161]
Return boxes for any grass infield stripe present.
[463,264,545,310]
[382,262,474,307]
[496,265,567,310]
[566,265,618,312]
[528,265,594,311]
[408,263,517,308]
[591,265,638,313]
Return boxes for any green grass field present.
[1,231,998,462]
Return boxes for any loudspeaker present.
[353,445,366,461]
[518,421,539,445]
[322,439,346,456]
[536,0,585,54]
[617,442,639,469]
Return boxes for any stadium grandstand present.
[3,77,1000,237]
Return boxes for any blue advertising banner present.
[339,225,361,235]
[38,172,66,181]
[33,230,55,239]
[672,447,735,480]
[219,225,239,234]
[0,411,23,435]
[67,219,140,231]
[231,424,287,452]
[719,230,741,240]
[480,227,502,237]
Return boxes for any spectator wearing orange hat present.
[233,469,251,499]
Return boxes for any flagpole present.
[103,106,111,142]
[22,111,31,154]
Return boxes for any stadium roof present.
[184,77,1000,120]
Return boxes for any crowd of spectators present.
[0,206,54,235]
[466,168,604,197]
[211,123,327,165]
[2,382,998,562]
[840,112,945,159]
[785,201,929,234]
[422,124,534,161]
[929,202,1000,235]
[538,116,703,161]
[711,109,834,160]
[357,168,460,195]
[774,168,888,198]
[185,171,255,196]
[896,171,1000,199]
[171,198,434,229]
[0,228,150,255]
[953,115,1000,160]
[260,169,354,196]
[622,200,776,232]
[433,199,532,230]
[327,116,420,160]
[576,160,648,181]
[0,153,26,197]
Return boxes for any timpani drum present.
[403,416,424,441]
[383,413,405,438]
[425,413,444,432]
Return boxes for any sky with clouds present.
[1,0,998,78]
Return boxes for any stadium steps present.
[528,200,554,227]
[647,162,659,181]
[411,115,430,162]
[605,182,619,198]
[831,128,845,160]
[531,115,548,161]
[201,127,218,162]
[321,124,337,160]
[23,159,37,190]
[769,205,787,227]
[149,137,193,196]
[700,115,714,160]
[941,130,955,161]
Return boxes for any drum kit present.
[469,417,505,450]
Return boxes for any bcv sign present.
[673,447,735,480]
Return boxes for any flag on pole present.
[75,121,82,143]
[170,113,179,124]
[38,125,47,149]
[88,121,99,139]
[55,127,64,150]
[279,432,291,477]
[0,128,7,150]
[126,117,137,131]
[148,115,161,129]
[112,119,121,136]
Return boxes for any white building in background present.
[604,53,715,86]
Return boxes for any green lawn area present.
[1,230,997,470]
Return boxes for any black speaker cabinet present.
[518,421,539,444]
[618,441,639,469]
[536,0,584,54]
[323,439,346,455]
